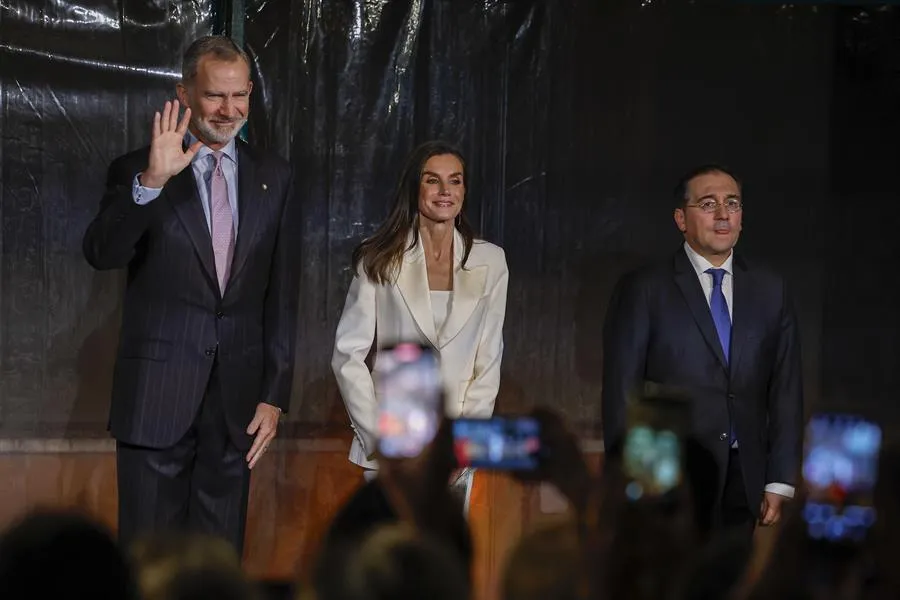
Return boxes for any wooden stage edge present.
[0,437,605,600]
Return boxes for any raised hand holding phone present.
[801,413,881,544]
[373,343,443,460]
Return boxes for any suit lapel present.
[166,165,218,287]
[673,250,728,370]
[397,231,488,349]
[729,256,751,377]
[439,263,487,348]
[226,142,262,290]
[397,243,439,348]
[438,230,487,347]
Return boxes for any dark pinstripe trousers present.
[116,361,251,556]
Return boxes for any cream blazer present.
[331,230,509,469]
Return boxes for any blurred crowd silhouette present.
[2,399,896,600]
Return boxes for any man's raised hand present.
[140,100,203,189]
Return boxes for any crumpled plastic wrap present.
[0,1,893,437]
[0,0,212,435]
[245,1,844,434]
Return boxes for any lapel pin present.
[261,183,268,191]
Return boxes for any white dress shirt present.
[683,242,794,499]
[430,290,453,334]
[131,132,240,235]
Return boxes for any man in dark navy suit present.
[83,36,300,554]
[601,165,803,537]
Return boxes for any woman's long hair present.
[352,140,475,284]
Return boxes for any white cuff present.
[764,482,795,498]
[132,173,162,205]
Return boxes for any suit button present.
[216,311,225,319]
[205,347,216,357]
[719,433,728,441]
[727,393,735,400]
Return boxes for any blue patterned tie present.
[706,268,731,363]
[706,267,735,444]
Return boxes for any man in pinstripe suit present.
[83,36,300,555]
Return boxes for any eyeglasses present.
[685,198,742,214]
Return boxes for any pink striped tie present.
[210,151,235,292]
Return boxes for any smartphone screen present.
[452,417,541,470]
[373,343,442,458]
[622,424,682,502]
[802,413,881,543]
[622,394,689,502]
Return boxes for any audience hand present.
[510,407,591,514]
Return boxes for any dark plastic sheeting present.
[245,1,838,435]
[0,0,212,435]
[246,0,571,432]
[1,1,899,437]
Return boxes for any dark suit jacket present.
[601,247,803,514]
[83,140,300,450]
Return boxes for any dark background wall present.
[0,0,212,436]
[0,0,897,441]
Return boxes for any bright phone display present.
[622,394,689,502]
[802,413,881,543]
[374,343,442,458]
[452,417,541,470]
[622,424,682,501]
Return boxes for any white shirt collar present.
[683,241,734,279]
[186,130,237,165]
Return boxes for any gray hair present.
[181,35,250,82]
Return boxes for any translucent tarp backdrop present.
[2,1,899,438]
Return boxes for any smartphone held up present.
[452,417,542,471]
[621,393,690,503]
[373,341,544,472]
[801,413,881,544]
[374,343,443,459]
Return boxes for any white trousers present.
[362,467,475,518]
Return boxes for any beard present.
[193,115,247,145]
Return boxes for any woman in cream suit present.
[331,140,509,483]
